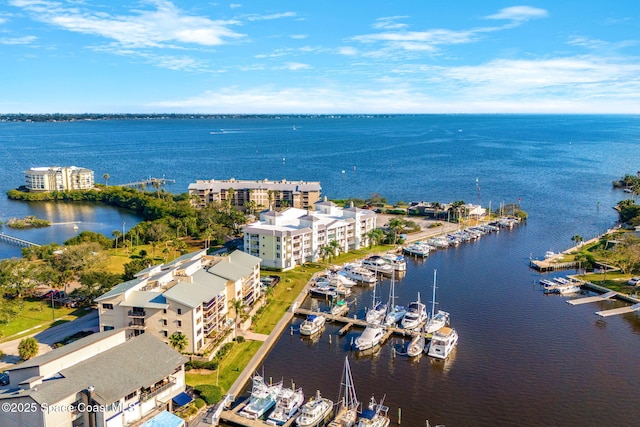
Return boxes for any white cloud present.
[229,3,242,9]
[9,0,245,48]
[485,6,548,22]
[372,16,409,30]
[284,62,310,70]
[246,12,296,22]
[337,46,358,56]
[0,35,37,45]
[291,34,307,39]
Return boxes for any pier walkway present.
[0,232,40,247]
[596,303,640,317]
[566,291,617,305]
[118,177,176,188]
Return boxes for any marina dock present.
[118,177,176,188]
[596,303,640,317]
[566,291,617,305]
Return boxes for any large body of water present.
[1,115,639,425]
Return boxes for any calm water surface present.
[1,115,639,425]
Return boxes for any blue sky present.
[1,1,639,113]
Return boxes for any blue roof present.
[361,408,376,419]
[140,411,185,427]
[172,391,193,407]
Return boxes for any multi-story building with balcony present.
[95,249,262,354]
[0,329,187,427]
[242,199,377,270]
[188,178,321,211]
[24,166,94,192]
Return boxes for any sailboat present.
[424,270,450,334]
[401,292,427,330]
[365,281,386,325]
[384,272,406,326]
[328,357,360,427]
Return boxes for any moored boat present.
[296,390,334,427]
[239,375,282,420]
[401,293,427,330]
[406,332,425,357]
[426,326,458,360]
[329,298,349,317]
[361,256,394,276]
[300,314,326,336]
[267,385,305,426]
[357,395,390,427]
[380,253,407,271]
[424,270,450,334]
[354,325,385,351]
[384,271,406,326]
[328,357,360,427]
[342,263,377,285]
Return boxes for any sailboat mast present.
[431,269,437,319]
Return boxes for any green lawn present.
[186,340,263,393]
[0,298,90,341]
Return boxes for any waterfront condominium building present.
[24,166,94,192]
[0,329,187,427]
[188,178,322,211]
[95,249,262,354]
[242,200,378,270]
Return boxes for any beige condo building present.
[188,178,322,211]
[24,166,94,192]
[95,249,262,354]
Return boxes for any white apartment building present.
[95,250,262,354]
[188,178,322,211]
[24,166,94,192]
[0,329,187,427]
[242,200,377,270]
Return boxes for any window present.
[125,391,137,401]
[103,325,114,331]
[163,309,167,314]
[177,320,182,327]
[177,308,182,315]
[162,330,168,337]
[162,319,167,326]
[102,303,113,310]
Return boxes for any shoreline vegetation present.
[2,175,639,407]
[2,216,51,229]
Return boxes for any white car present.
[627,277,640,286]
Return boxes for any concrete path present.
[0,309,98,371]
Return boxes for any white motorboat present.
[380,253,407,271]
[328,357,360,427]
[300,314,326,336]
[402,242,432,257]
[361,256,394,276]
[426,326,458,360]
[406,332,425,357]
[354,325,385,351]
[401,293,427,330]
[309,284,338,299]
[296,390,333,427]
[239,375,282,419]
[329,299,349,317]
[342,263,377,285]
[357,395,390,427]
[424,270,450,334]
[556,284,581,294]
[365,282,386,325]
[384,272,406,326]
[267,385,305,426]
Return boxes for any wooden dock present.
[596,303,640,317]
[530,258,578,272]
[566,291,617,305]
[118,177,176,188]
[294,307,431,339]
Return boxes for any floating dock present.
[596,303,640,317]
[566,291,617,305]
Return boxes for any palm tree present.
[102,173,110,188]
[571,234,584,247]
[226,188,235,213]
[232,298,244,328]
[366,229,385,248]
[267,190,274,211]
[112,230,121,251]
[388,218,405,244]
[320,245,335,267]
[168,332,188,352]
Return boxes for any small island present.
[3,215,51,229]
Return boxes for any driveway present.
[0,309,99,371]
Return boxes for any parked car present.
[41,290,59,299]
[628,277,640,286]
[0,372,9,386]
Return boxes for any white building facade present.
[242,201,377,270]
[24,166,94,192]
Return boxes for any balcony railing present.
[140,378,176,402]
[128,321,146,330]
[128,310,146,317]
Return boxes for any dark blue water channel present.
[1,115,639,425]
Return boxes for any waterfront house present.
[95,250,262,354]
[0,329,187,427]
[188,178,322,211]
[242,200,377,270]
[24,166,94,192]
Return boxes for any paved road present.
[0,309,99,370]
